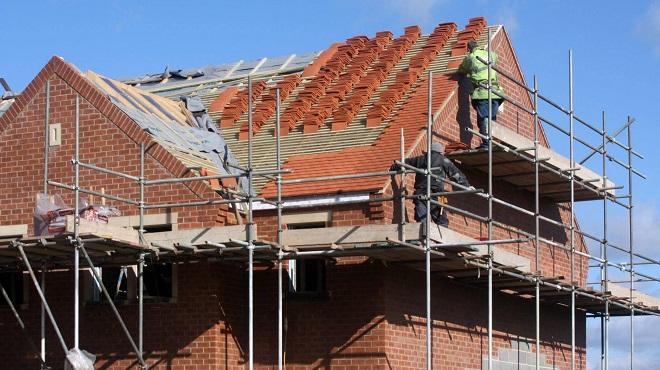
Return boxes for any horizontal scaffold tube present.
[47,180,139,206]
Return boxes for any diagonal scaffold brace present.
[72,237,147,369]
[11,240,68,358]
[0,279,48,368]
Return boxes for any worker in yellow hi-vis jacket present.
[458,40,505,150]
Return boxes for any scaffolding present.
[0,27,658,370]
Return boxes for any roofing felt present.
[85,70,250,193]
[123,18,494,197]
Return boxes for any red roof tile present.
[209,86,239,113]
[260,74,458,198]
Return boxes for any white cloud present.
[382,0,449,24]
[636,2,660,56]
[604,201,660,263]
[587,316,660,370]
[494,4,519,33]
[583,201,660,368]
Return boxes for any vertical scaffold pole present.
[74,93,81,350]
[568,50,576,370]
[425,70,433,370]
[139,143,146,245]
[247,75,255,370]
[79,246,145,366]
[44,80,50,195]
[138,253,145,365]
[400,127,406,241]
[601,111,608,370]
[139,142,146,366]
[42,80,50,366]
[40,264,47,368]
[627,116,634,370]
[487,26,494,370]
[276,88,284,370]
[533,75,540,370]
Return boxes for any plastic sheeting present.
[181,96,218,132]
[106,92,251,194]
[87,72,251,194]
[33,193,121,236]
[0,98,13,117]
[64,348,95,370]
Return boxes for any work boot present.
[477,140,489,150]
[435,215,449,227]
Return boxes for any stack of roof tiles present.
[219,80,267,128]
[306,31,391,133]
[366,23,456,127]
[238,74,301,140]
[451,17,487,56]
[209,86,239,114]
[280,36,370,135]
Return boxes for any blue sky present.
[1,1,659,369]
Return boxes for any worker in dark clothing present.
[390,142,470,227]
[458,40,505,149]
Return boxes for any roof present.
[260,73,457,197]
[125,17,493,198]
[84,70,248,191]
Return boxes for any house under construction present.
[0,17,657,370]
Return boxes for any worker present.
[458,40,505,150]
[390,142,470,227]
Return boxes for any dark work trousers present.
[472,99,501,137]
[413,191,448,227]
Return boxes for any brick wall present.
[382,264,586,370]
[0,57,235,232]
[0,263,247,369]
